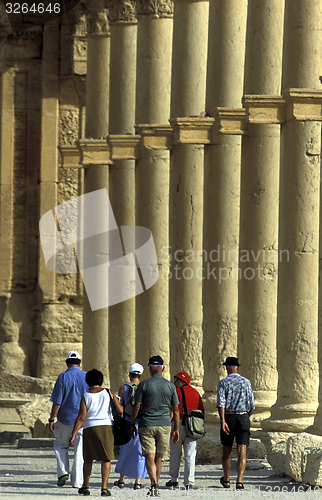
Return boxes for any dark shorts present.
[220,413,250,447]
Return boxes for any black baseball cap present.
[222,356,240,367]
[148,355,164,366]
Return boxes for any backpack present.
[124,382,139,418]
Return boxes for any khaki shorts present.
[139,426,171,458]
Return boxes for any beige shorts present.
[139,426,171,458]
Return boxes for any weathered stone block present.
[259,431,294,453]
[267,441,287,476]
[285,432,322,482]
[16,396,52,437]
[0,374,53,394]
[36,303,82,344]
[37,342,83,380]
[302,447,322,486]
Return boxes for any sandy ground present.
[0,443,321,499]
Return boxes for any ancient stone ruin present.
[1,0,322,484]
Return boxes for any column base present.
[202,391,219,424]
[261,402,317,432]
[251,390,277,428]
[305,411,322,436]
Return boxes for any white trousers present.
[54,420,83,488]
[169,420,198,486]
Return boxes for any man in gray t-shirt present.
[131,355,179,497]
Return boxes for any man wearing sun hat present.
[216,356,255,491]
[130,355,179,497]
[165,370,204,490]
[49,351,88,489]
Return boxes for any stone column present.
[169,0,209,389]
[311,184,322,434]
[82,1,111,384]
[238,0,284,424]
[108,0,137,389]
[202,0,247,420]
[135,0,173,378]
[263,0,321,432]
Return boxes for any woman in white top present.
[70,369,123,497]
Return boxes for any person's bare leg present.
[144,453,157,485]
[222,446,232,482]
[101,460,111,490]
[236,444,247,484]
[82,460,92,488]
[155,456,162,484]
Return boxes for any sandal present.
[78,486,90,496]
[220,476,230,488]
[134,483,141,489]
[101,489,111,497]
[114,480,125,488]
[236,482,244,490]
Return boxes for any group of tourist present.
[49,351,254,496]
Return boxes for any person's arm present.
[171,404,180,443]
[48,402,60,434]
[130,402,141,438]
[110,389,123,414]
[218,407,230,435]
[118,385,125,406]
[69,397,87,447]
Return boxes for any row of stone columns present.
[77,0,322,434]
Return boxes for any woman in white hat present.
[114,363,147,489]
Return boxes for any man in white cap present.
[49,351,88,488]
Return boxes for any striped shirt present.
[216,373,255,413]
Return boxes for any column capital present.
[283,89,322,122]
[137,0,174,18]
[78,139,112,165]
[210,108,247,136]
[86,0,110,36]
[243,96,285,124]
[108,0,137,23]
[108,135,141,159]
[135,124,173,149]
[170,117,214,144]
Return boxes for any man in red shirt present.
[165,371,205,490]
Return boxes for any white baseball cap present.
[66,351,81,361]
[129,363,144,375]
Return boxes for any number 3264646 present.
[5,3,61,14]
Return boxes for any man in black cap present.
[216,357,255,490]
[131,355,179,497]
